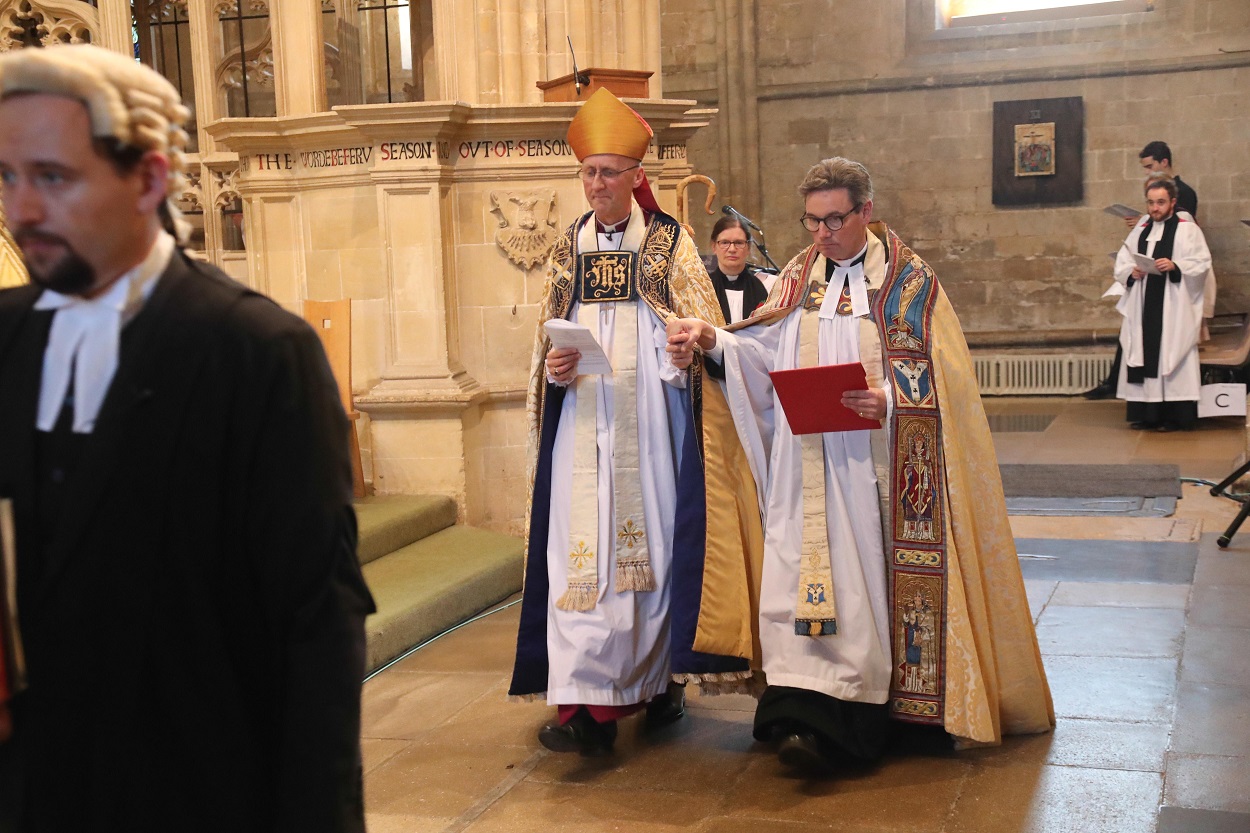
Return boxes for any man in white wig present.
[0,45,373,832]
[508,89,758,756]
[667,157,1053,772]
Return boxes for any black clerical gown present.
[709,264,770,324]
[0,251,375,833]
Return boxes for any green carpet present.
[361,525,523,671]
[355,494,457,565]
[353,494,524,672]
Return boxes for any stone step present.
[355,494,457,565]
[361,524,524,672]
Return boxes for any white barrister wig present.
[0,44,193,242]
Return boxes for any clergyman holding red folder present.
[665,157,1053,773]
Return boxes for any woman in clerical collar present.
[708,215,771,324]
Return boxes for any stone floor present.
[360,397,1250,833]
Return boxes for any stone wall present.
[211,100,708,537]
[661,0,1250,336]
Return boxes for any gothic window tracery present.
[320,0,431,106]
[212,166,245,251]
[217,0,274,118]
[177,168,206,251]
[0,0,98,50]
[135,0,197,151]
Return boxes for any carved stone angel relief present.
[490,189,558,270]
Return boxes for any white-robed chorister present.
[1114,214,1210,404]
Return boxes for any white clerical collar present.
[818,242,871,319]
[722,270,743,283]
[582,204,644,256]
[34,231,175,433]
[598,217,627,236]
[595,216,629,249]
[831,242,869,269]
[1146,217,1171,241]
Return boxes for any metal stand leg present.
[1210,459,1250,499]
[1218,499,1250,549]
[1211,458,1250,548]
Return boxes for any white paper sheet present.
[1104,203,1142,220]
[543,318,613,374]
[1130,251,1163,275]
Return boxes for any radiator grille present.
[973,353,1114,396]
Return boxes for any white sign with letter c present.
[1199,383,1247,418]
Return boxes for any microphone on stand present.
[721,205,779,272]
[567,36,590,97]
[722,204,764,233]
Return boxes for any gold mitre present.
[0,44,190,201]
[567,88,653,161]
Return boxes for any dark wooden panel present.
[992,96,1084,207]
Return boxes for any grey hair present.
[1144,173,1178,200]
[797,157,873,205]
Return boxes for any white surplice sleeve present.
[713,321,785,511]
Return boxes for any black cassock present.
[709,264,771,324]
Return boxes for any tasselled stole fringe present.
[792,243,887,637]
[794,269,839,635]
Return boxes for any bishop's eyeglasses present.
[799,204,862,232]
[578,164,641,183]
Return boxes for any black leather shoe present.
[1083,382,1116,400]
[777,732,832,773]
[1130,421,1156,430]
[644,683,686,729]
[538,710,617,757]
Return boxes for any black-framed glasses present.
[577,164,641,183]
[799,204,862,232]
[715,239,749,249]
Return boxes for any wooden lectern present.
[536,68,653,102]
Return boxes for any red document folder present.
[769,362,881,434]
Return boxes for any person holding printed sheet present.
[1113,176,1211,431]
[508,89,753,757]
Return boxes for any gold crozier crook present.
[676,175,717,238]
